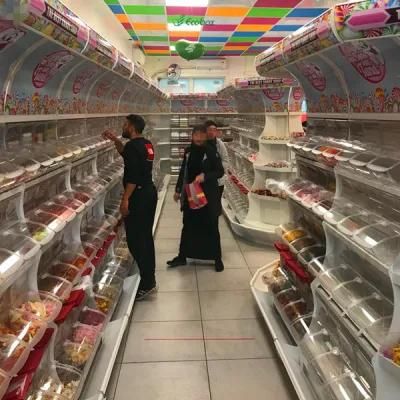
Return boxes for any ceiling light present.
[168,23,202,32]
[170,45,176,51]
[166,0,208,6]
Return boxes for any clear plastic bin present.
[298,245,325,264]
[312,199,334,218]
[48,263,81,284]
[283,299,307,323]
[94,294,113,315]
[262,266,291,295]
[291,315,312,343]
[308,256,327,277]
[27,390,68,400]
[331,278,375,308]
[58,252,89,271]
[81,233,104,250]
[276,287,302,307]
[0,249,23,284]
[3,220,54,245]
[0,370,10,399]
[26,210,66,233]
[283,229,307,243]
[0,231,40,260]
[13,291,62,322]
[349,152,377,167]
[347,293,393,330]
[61,340,94,369]
[53,194,85,213]
[38,202,75,223]
[79,307,106,328]
[36,363,81,399]
[72,323,101,346]
[101,264,129,280]
[291,237,316,253]
[39,275,73,301]
[301,329,335,360]
[279,223,298,235]
[94,274,123,301]
[364,316,392,346]
[324,201,363,226]
[0,334,29,375]
[7,309,46,345]
[337,212,382,237]
[322,373,373,399]
[318,265,358,292]
[310,350,351,384]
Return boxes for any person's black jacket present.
[175,144,224,217]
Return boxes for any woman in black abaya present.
[167,125,225,271]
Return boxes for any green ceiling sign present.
[170,16,215,27]
[176,40,205,60]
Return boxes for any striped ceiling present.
[104,0,329,57]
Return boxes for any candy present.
[94,295,112,314]
[72,324,100,346]
[63,341,93,368]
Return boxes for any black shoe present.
[167,256,187,268]
[215,259,224,272]
[136,285,158,301]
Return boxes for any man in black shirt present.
[103,114,158,300]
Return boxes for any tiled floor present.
[108,187,297,400]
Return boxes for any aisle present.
[108,186,297,400]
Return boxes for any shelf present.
[249,192,282,202]
[157,142,170,145]
[254,164,295,173]
[170,142,190,145]
[80,274,140,400]
[250,262,316,400]
[259,139,289,145]
[0,113,129,124]
[153,175,170,236]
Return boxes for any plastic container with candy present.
[0,249,24,285]
[38,202,76,224]
[0,231,40,260]
[38,275,73,302]
[26,210,66,233]
[48,263,82,285]
[0,334,30,375]
[35,363,81,399]
[2,220,54,245]
[60,339,94,369]
[79,307,106,328]
[71,323,101,346]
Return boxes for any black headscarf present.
[187,143,206,183]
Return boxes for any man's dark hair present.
[204,120,217,128]
[192,124,207,135]
[126,114,146,134]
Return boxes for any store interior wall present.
[145,56,258,83]
[61,0,145,66]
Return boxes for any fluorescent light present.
[166,0,208,5]
[170,45,176,51]
[168,23,202,32]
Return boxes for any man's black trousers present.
[124,184,157,290]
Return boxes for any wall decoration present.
[296,61,327,92]
[175,40,205,61]
[32,50,74,89]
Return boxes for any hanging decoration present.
[175,40,205,61]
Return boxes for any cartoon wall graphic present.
[289,87,305,112]
[330,36,400,113]
[234,89,265,114]
[4,39,80,115]
[58,61,103,114]
[287,54,348,114]
[261,87,289,113]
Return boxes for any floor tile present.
[197,268,251,291]
[116,361,210,400]
[123,321,205,362]
[199,290,258,320]
[220,251,247,268]
[208,359,297,400]
[203,319,275,360]
[242,250,278,268]
[220,238,239,251]
[156,252,178,270]
[157,268,197,292]
[156,227,182,239]
[133,292,201,322]
[155,238,180,253]
[236,238,272,252]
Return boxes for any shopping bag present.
[185,182,208,210]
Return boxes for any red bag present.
[185,182,208,210]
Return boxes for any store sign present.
[173,16,214,27]
[346,7,400,31]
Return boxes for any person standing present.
[167,125,225,272]
[204,120,229,212]
[103,114,158,300]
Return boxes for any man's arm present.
[217,139,229,170]
[103,131,124,154]
[120,183,136,217]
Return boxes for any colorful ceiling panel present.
[104,0,329,57]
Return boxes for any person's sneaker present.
[215,259,224,272]
[136,286,158,301]
[167,256,187,268]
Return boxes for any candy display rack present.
[219,78,304,244]
[251,2,400,399]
